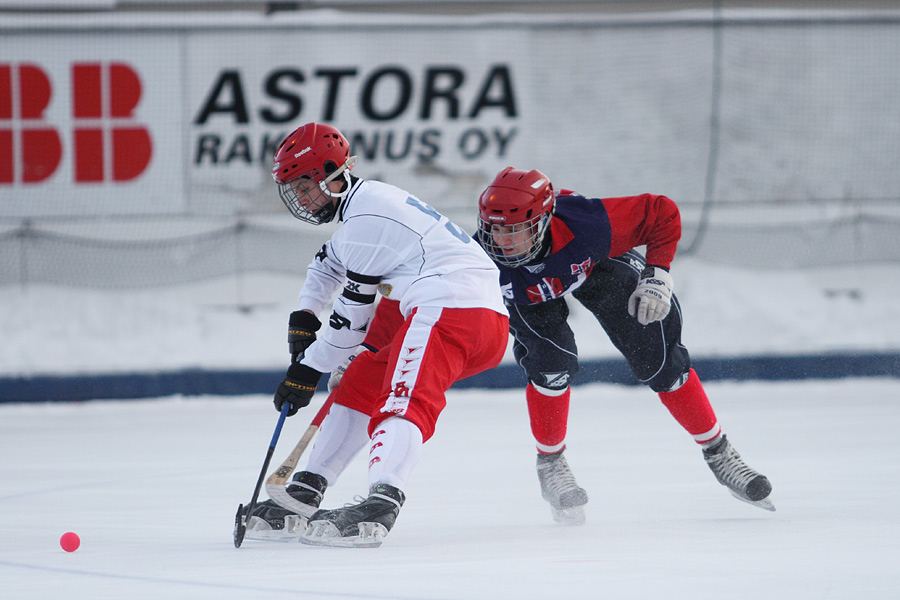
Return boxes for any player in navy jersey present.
[476,166,774,524]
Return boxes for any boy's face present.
[490,223,534,260]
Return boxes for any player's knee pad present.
[647,367,691,393]
[528,369,574,392]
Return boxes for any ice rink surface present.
[2,378,899,600]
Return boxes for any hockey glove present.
[326,343,376,393]
[274,362,322,416]
[288,310,322,361]
[627,266,674,325]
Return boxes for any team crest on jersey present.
[378,283,392,298]
[571,258,592,276]
[526,277,565,304]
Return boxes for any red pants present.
[331,298,508,442]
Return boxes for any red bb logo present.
[0,62,152,185]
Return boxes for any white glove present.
[327,344,372,392]
[627,266,674,325]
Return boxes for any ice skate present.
[268,470,327,517]
[240,500,308,541]
[536,450,589,525]
[703,435,775,511]
[240,471,327,541]
[300,483,405,548]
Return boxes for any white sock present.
[367,417,423,492]
[304,403,371,485]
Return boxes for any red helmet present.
[477,167,555,265]
[272,122,356,224]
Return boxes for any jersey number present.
[405,196,470,244]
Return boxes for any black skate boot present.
[240,500,308,541]
[537,450,589,525]
[268,471,327,517]
[703,435,775,511]
[242,471,328,542]
[301,483,405,548]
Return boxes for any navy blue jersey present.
[497,194,614,306]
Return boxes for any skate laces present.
[705,440,760,493]
[344,495,368,508]
[538,454,580,498]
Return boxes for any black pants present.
[508,250,690,392]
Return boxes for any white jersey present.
[297,178,507,374]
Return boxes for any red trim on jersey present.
[548,217,576,253]
[602,193,681,269]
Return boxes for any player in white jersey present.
[243,122,509,548]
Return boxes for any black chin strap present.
[313,202,337,224]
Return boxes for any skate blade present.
[300,520,388,548]
[266,485,318,517]
[551,505,586,526]
[729,490,776,512]
[244,514,308,542]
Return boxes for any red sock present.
[658,369,721,445]
[526,383,570,454]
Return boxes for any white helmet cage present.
[478,211,552,266]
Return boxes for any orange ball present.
[60,532,80,552]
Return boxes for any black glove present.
[274,362,322,416]
[288,311,322,361]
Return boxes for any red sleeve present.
[602,194,681,269]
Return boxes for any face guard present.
[277,156,356,225]
[478,212,552,266]
[477,167,555,266]
[272,123,355,225]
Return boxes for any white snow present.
[2,257,899,377]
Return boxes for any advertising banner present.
[2,17,713,222]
